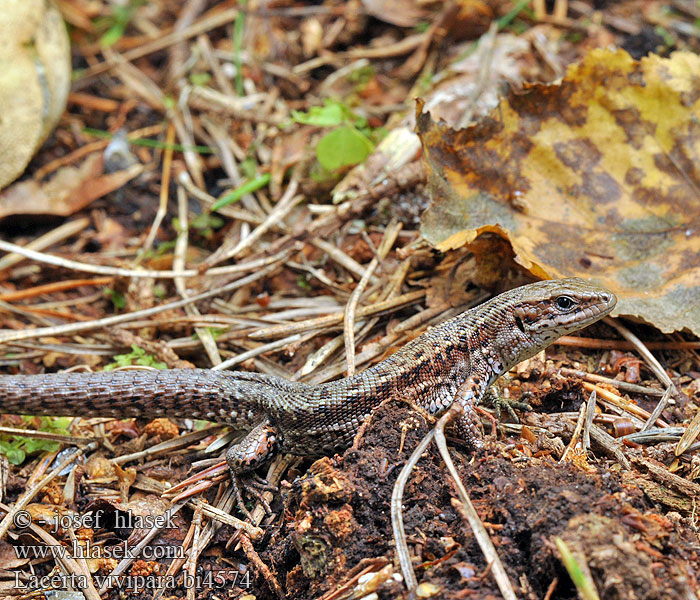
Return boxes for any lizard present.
[0,278,615,504]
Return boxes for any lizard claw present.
[230,471,276,519]
[481,386,532,422]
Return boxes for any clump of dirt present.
[262,400,700,599]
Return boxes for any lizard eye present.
[554,296,575,311]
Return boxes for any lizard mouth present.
[580,291,617,325]
[599,291,616,308]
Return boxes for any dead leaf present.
[423,33,532,127]
[425,238,525,309]
[0,153,142,219]
[332,126,422,204]
[0,540,28,568]
[418,49,700,335]
[361,0,428,27]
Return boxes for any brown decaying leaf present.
[0,153,142,219]
[422,33,532,126]
[361,0,428,28]
[0,539,29,568]
[419,49,700,335]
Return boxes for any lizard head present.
[511,277,616,342]
[498,278,616,366]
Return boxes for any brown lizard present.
[0,278,615,495]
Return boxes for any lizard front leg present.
[226,419,281,519]
[451,376,489,448]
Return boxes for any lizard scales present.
[0,278,615,473]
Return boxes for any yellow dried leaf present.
[419,49,700,335]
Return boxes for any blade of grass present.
[83,128,213,154]
[233,0,247,95]
[555,537,601,600]
[212,173,271,211]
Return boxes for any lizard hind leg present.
[226,419,281,519]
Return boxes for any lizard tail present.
[0,369,272,426]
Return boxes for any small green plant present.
[290,99,378,171]
[654,25,675,48]
[0,417,72,465]
[347,64,375,87]
[154,239,177,256]
[189,72,212,87]
[195,327,227,341]
[413,21,430,33]
[96,0,144,47]
[153,284,167,300]
[104,345,167,371]
[296,275,311,291]
[105,288,126,311]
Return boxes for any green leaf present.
[46,417,72,432]
[201,327,227,340]
[24,438,60,455]
[98,4,131,48]
[100,21,126,48]
[104,345,167,371]
[189,72,212,86]
[297,275,311,291]
[316,126,374,171]
[191,212,224,239]
[240,157,258,179]
[291,102,345,127]
[0,416,71,465]
[154,284,167,300]
[105,288,126,311]
[0,441,25,465]
[233,0,247,95]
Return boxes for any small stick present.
[186,502,204,600]
[582,389,597,451]
[582,382,669,428]
[214,333,305,371]
[559,368,664,397]
[249,289,425,340]
[174,184,222,366]
[0,239,290,279]
[0,501,102,600]
[343,220,401,376]
[98,502,186,595]
[0,278,113,302]
[142,121,175,255]
[391,429,434,590]
[239,533,285,599]
[0,262,282,344]
[0,218,90,272]
[603,318,674,389]
[434,404,517,600]
[312,238,379,284]
[77,8,240,81]
[603,318,680,444]
[0,442,98,540]
[561,401,587,462]
[556,336,700,351]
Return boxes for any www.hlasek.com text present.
[14,539,184,561]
